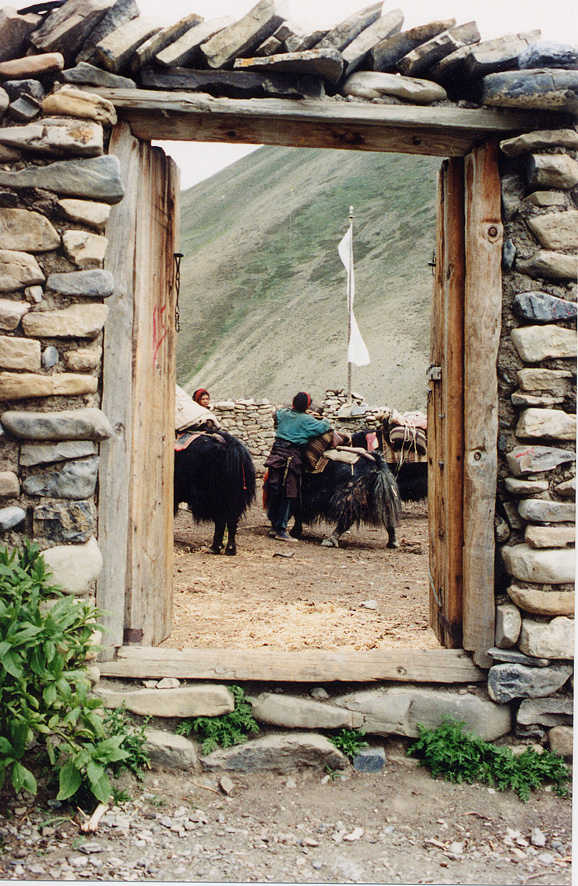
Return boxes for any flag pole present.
[347,205,354,402]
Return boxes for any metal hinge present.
[427,365,442,382]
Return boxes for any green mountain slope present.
[177,145,440,411]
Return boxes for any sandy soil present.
[167,498,438,651]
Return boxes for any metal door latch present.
[427,366,442,382]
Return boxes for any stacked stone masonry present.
[0,0,574,752]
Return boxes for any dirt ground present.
[0,757,571,884]
[168,497,437,651]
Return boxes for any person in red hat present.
[192,388,210,409]
[264,392,331,541]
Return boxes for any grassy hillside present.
[177,145,440,411]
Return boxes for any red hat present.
[193,388,209,404]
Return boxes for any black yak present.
[351,429,428,502]
[289,450,402,548]
[174,429,256,555]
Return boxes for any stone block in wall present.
[519,616,574,659]
[517,369,574,395]
[397,21,481,78]
[0,505,25,531]
[511,326,577,362]
[0,208,60,253]
[57,200,112,232]
[201,733,348,774]
[93,16,164,74]
[33,500,95,543]
[201,0,288,69]
[487,661,572,703]
[504,477,549,495]
[506,444,575,475]
[482,69,578,113]
[527,153,578,191]
[0,7,42,64]
[341,8,404,77]
[488,647,551,667]
[523,190,566,207]
[128,12,203,71]
[142,727,198,771]
[518,499,576,523]
[42,535,103,594]
[0,250,44,293]
[62,230,108,267]
[0,53,64,81]
[64,346,102,371]
[315,2,383,53]
[0,470,19,497]
[21,440,97,466]
[59,62,136,89]
[526,210,578,251]
[519,40,578,70]
[0,335,41,370]
[155,18,235,68]
[461,30,541,80]
[0,155,124,204]
[29,0,117,62]
[495,602,522,648]
[42,346,59,369]
[526,524,576,549]
[513,292,578,324]
[94,684,235,718]
[548,725,573,757]
[368,19,455,71]
[507,584,574,617]
[42,86,118,125]
[342,70,448,103]
[75,0,140,64]
[250,692,364,729]
[23,455,99,500]
[511,390,565,408]
[517,249,578,280]
[501,543,575,584]
[0,118,103,157]
[48,269,114,297]
[1,407,113,440]
[556,477,576,498]
[517,696,573,727]
[9,97,42,124]
[0,372,99,401]
[500,128,578,157]
[22,303,109,338]
[515,407,576,441]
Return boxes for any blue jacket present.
[274,408,331,445]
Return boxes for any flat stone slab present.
[488,662,572,703]
[519,40,578,69]
[62,230,108,267]
[23,455,99,500]
[504,477,549,495]
[519,616,574,659]
[42,86,117,125]
[234,49,344,86]
[58,61,136,88]
[128,12,203,72]
[0,6,41,64]
[1,406,113,440]
[94,684,235,718]
[0,208,60,253]
[0,372,98,400]
[30,0,117,60]
[155,17,235,68]
[342,70,447,103]
[0,470,18,497]
[0,117,103,157]
[22,303,109,338]
[517,499,576,524]
[143,727,198,771]
[517,368,574,393]
[201,0,288,69]
[33,500,95,543]
[0,249,44,292]
[506,444,575,475]
[57,199,112,231]
[515,407,576,441]
[397,22,480,78]
[93,16,164,74]
[75,0,140,64]
[507,584,574,616]
[353,746,386,772]
[201,733,348,773]
[341,8,404,76]
[0,335,40,370]
[512,325,577,362]
[250,692,363,729]
[140,66,325,99]
[368,18,455,71]
[527,153,578,190]
[316,1,384,52]
[517,696,573,727]
[462,30,541,79]
[513,291,577,324]
[488,647,550,667]
[47,269,114,298]
[0,155,124,204]
[502,543,575,584]
[0,52,64,80]
[525,524,576,549]
[42,535,103,595]
[527,210,578,251]
[482,69,578,113]
[500,128,578,157]
[516,250,578,281]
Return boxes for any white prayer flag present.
[338,227,370,367]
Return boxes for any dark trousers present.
[266,482,294,533]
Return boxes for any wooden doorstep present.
[92,88,564,157]
[99,646,486,683]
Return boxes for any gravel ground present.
[0,745,571,885]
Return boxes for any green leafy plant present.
[408,718,570,802]
[103,705,150,781]
[328,728,368,760]
[176,685,259,753]
[0,542,129,806]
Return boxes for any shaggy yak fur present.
[174,429,256,555]
[351,430,428,502]
[290,451,402,548]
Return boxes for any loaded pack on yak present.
[351,409,428,502]
[264,430,402,549]
[174,386,256,555]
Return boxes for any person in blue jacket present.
[264,392,331,541]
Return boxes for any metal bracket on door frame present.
[427,365,442,382]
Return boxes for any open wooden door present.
[98,122,180,650]
[428,142,502,663]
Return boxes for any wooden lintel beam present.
[99,646,486,682]
[91,88,565,158]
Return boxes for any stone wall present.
[0,1,574,750]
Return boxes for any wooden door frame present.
[95,95,522,678]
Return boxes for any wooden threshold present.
[91,88,564,158]
[99,646,485,683]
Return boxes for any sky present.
[132,0,578,188]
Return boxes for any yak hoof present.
[387,539,399,549]
[209,545,222,555]
[224,546,236,556]
[321,536,340,548]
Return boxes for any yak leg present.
[209,520,225,554]
[224,521,237,556]
[321,515,351,548]
[387,526,398,549]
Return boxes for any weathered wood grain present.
[462,140,502,667]
[86,88,566,158]
[99,646,486,682]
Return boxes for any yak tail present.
[330,453,401,530]
[223,435,257,513]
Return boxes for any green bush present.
[328,728,368,760]
[408,717,570,802]
[176,685,259,753]
[0,542,129,805]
